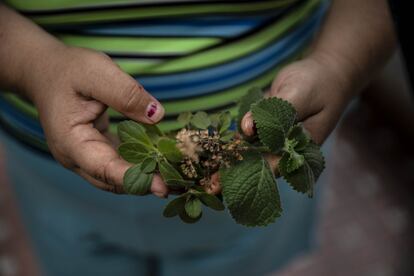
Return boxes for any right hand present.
[21,45,170,198]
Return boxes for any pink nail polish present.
[147,102,157,118]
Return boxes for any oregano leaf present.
[218,111,232,134]
[177,112,193,126]
[237,87,263,131]
[158,159,185,189]
[190,111,211,129]
[141,157,157,174]
[220,130,235,142]
[117,120,153,147]
[198,193,225,211]
[220,153,282,226]
[118,142,151,163]
[163,195,186,218]
[279,142,325,198]
[157,137,183,163]
[184,197,202,219]
[179,208,202,224]
[142,124,164,143]
[123,164,153,195]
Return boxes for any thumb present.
[241,112,256,136]
[79,55,164,124]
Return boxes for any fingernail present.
[146,102,164,122]
[243,118,254,136]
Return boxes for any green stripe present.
[58,35,222,55]
[139,0,319,74]
[28,0,299,25]
[0,46,304,121]
[115,58,164,75]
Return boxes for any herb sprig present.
[117,87,325,226]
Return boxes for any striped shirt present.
[0,0,329,155]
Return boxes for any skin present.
[0,0,396,198]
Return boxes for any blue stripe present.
[138,2,327,100]
[63,15,276,37]
[0,97,45,139]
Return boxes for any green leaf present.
[117,120,153,146]
[177,112,193,125]
[237,87,263,131]
[220,130,235,142]
[209,113,221,128]
[220,153,282,226]
[163,195,186,218]
[123,164,153,195]
[287,124,310,151]
[219,111,232,134]
[190,111,211,129]
[184,197,202,219]
[279,142,325,198]
[118,142,151,163]
[142,124,164,143]
[158,159,185,189]
[251,97,296,152]
[141,157,157,173]
[283,138,305,173]
[198,193,225,211]
[157,137,183,163]
[179,208,202,224]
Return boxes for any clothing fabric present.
[0,0,329,275]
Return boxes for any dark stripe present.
[20,0,299,16]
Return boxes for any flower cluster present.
[176,128,248,182]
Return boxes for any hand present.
[23,46,170,197]
[208,55,353,195]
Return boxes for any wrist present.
[19,42,69,104]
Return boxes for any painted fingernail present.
[146,102,164,122]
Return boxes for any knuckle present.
[121,82,147,114]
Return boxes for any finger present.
[67,124,170,197]
[75,168,125,194]
[205,173,221,195]
[270,77,322,122]
[93,111,110,133]
[78,55,164,124]
[241,112,255,136]
[151,174,170,198]
[264,154,282,177]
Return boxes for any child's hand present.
[207,55,352,195]
[23,46,169,197]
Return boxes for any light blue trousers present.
[1,130,319,276]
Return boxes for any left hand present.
[207,54,353,195]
